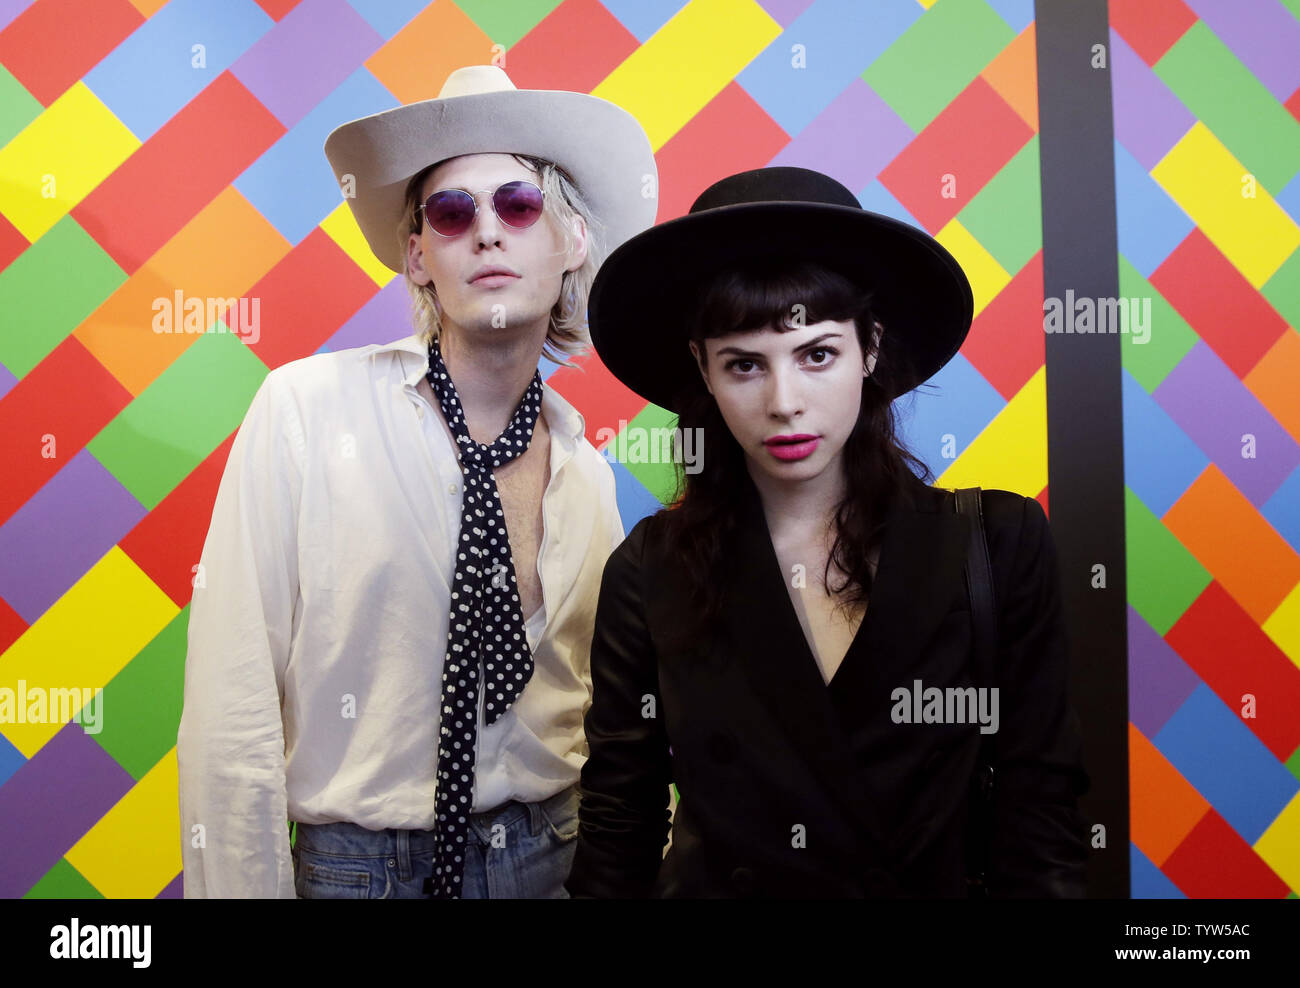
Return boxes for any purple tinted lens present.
[492,181,544,228]
[426,190,476,236]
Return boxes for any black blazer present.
[565,473,1090,898]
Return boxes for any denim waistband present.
[293,784,578,861]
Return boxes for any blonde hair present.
[398,154,606,368]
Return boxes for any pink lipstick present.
[763,434,820,461]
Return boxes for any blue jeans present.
[292,785,579,899]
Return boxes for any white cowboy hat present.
[323,64,658,274]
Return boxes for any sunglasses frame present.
[417,180,547,238]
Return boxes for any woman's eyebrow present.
[714,331,844,358]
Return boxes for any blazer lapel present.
[721,474,970,862]
[829,479,970,714]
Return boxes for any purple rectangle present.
[1111,28,1197,172]
[230,0,384,130]
[0,0,33,33]
[1128,606,1200,738]
[157,871,183,898]
[769,79,914,193]
[1184,0,1300,104]
[0,724,135,897]
[757,0,817,28]
[0,360,17,402]
[0,449,146,624]
[1153,341,1300,507]
[322,275,414,353]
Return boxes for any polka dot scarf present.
[422,335,544,898]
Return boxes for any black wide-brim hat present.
[587,166,974,412]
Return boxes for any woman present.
[564,167,1090,898]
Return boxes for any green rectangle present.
[1155,21,1300,194]
[1118,254,1197,392]
[86,329,268,509]
[863,0,1014,132]
[959,136,1041,274]
[1124,485,1211,636]
[0,215,126,378]
[92,605,190,781]
[0,65,42,149]
[455,0,564,49]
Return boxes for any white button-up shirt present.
[177,334,624,898]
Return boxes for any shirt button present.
[448,483,459,495]
[416,405,425,419]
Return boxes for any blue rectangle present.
[896,351,1005,480]
[82,0,273,141]
[1114,140,1195,280]
[987,0,1034,34]
[1154,684,1299,845]
[599,0,691,42]
[233,66,399,247]
[1262,463,1300,556]
[1121,368,1207,517]
[736,0,919,137]
[345,0,429,38]
[1130,842,1185,898]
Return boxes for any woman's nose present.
[766,364,803,419]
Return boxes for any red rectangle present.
[1149,229,1290,379]
[880,77,1033,234]
[0,336,132,525]
[1161,809,1291,898]
[243,229,380,370]
[654,83,790,222]
[120,433,235,608]
[70,71,285,275]
[547,348,656,449]
[0,0,142,105]
[1165,580,1300,762]
[507,0,637,95]
[962,250,1045,400]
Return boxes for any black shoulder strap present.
[953,487,997,896]
[956,488,997,692]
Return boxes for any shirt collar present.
[365,334,587,444]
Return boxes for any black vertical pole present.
[1035,0,1130,898]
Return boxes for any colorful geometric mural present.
[1109,0,1300,898]
[0,0,1295,898]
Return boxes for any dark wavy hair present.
[647,259,935,641]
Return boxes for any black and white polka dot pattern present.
[423,335,544,899]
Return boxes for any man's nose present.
[470,191,503,245]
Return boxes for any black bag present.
[953,488,997,898]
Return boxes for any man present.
[177,65,657,898]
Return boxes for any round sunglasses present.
[418,180,546,238]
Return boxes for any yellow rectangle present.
[936,365,1047,497]
[321,201,399,287]
[1151,121,1300,289]
[0,547,178,757]
[1254,787,1300,897]
[936,218,1010,318]
[65,748,182,898]
[0,82,141,243]
[592,0,782,150]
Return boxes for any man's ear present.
[407,231,432,287]
[563,214,589,274]
[688,340,713,396]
